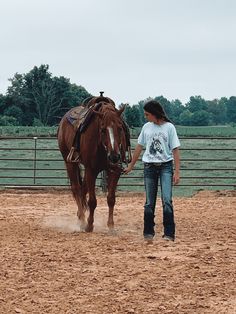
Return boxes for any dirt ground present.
[0,189,235,314]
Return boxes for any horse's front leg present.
[107,170,120,231]
[84,169,97,232]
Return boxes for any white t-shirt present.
[138,122,180,163]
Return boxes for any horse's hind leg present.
[65,162,86,230]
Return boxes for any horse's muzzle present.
[108,152,121,164]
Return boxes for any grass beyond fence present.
[1,125,236,138]
[0,134,235,196]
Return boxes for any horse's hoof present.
[79,220,87,232]
[85,225,94,232]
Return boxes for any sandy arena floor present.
[0,189,235,314]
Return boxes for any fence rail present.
[0,136,235,195]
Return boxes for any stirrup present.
[67,147,81,163]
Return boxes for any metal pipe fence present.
[0,136,235,194]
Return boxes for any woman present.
[124,100,180,241]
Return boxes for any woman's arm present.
[172,147,180,185]
[123,144,143,174]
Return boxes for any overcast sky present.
[0,0,235,105]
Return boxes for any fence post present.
[33,137,38,185]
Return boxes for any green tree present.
[0,94,9,115]
[136,98,152,125]
[0,94,4,114]
[155,96,172,120]
[6,64,91,126]
[179,110,192,126]
[134,96,184,125]
[191,110,209,126]
[0,115,19,126]
[170,99,185,124]
[3,105,24,125]
[186,96,208,113]
[207,98,227,125]
[69,83,92,105]
[226,96,236,123]
[123,104,141,127]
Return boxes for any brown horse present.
[57,96,131,232]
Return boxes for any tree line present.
[0,64,235,127]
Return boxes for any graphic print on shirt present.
[149,137,163,155]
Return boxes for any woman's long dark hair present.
[144,100,171,122]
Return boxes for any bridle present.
[98,109,128,172]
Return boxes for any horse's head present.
[94,103,126,165]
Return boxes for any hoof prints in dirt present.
[0,191,235,314]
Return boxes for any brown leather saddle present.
[66,102,101,132]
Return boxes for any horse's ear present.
[117,103,127,116]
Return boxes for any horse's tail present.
[75,164,88,209]
[57,116,88,215]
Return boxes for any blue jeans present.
[143,161,175,238]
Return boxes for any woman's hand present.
[173,171,180,185]
[123,164,133,174]
[123,144,143,175]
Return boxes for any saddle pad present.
[66,103,103,132]
[66,106,90,128]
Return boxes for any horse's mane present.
[94,102,122,130]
